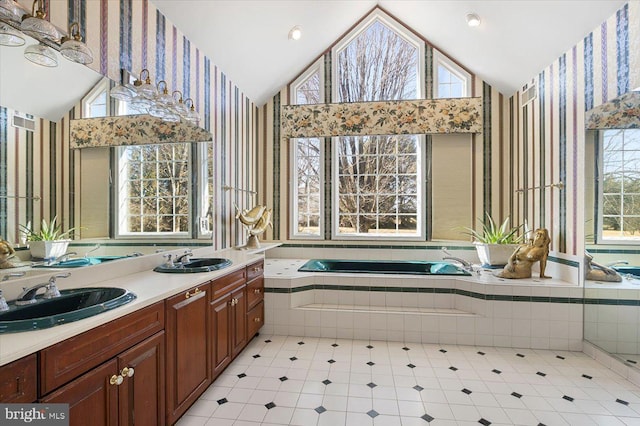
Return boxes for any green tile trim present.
[547,255,579,268]
[279,243,476,251]
[587,248,640,255]
[265,283,638,306]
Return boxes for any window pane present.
[119,143,190,234]
[336,134,421,237]
[602,129,640,240]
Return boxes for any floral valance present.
[281,97,483,138]
[585,91,640,130]
[70,114,212,149]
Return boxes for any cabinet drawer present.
[246,276,264,311]
[0,354,37,403]
[247,301,264,338]
[211,268,246,300]
[40,301,164,395]
[246,260,264,281]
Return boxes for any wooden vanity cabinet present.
[165,283,210,425]
[41,332,165,426]
[246,260,265,339]
[0,353,37,403]
[39,302,165,426]
[210,268,246,379]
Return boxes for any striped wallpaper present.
[0,0,258,249]
[511,1,640,256]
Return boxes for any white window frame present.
[82,78,109,118]
[329,9,426,241]
[331,135,426,241]
[598,128,640,244]
[433,50,472,98]
[196,141,215,239]
[289,59,325,239]
[331,9,425,102]
[113,95,193,239]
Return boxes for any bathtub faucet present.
[605,260,629,267]
[442,256,473,271]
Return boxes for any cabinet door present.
[118,332,165,426]
[231,287,247,357]
[41,359,119,426]
[210,294,231,379]
[0,354,37,403]
[166,285,210,425]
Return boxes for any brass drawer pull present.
[185,287,201,299]
[252,267,262,272]
[254,317,261,323]
[110,374,123,386]
[254,288,261,294]
[121,367,135,378]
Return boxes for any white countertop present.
[0,246,269,366]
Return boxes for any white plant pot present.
[474,243,519,267]
[29,240,71,260]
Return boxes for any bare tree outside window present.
[602,129,640,239]
[292,67,323,236]
[334,19,422,237]
[119,143,191,234]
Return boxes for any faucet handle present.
[0,290,8,312]
[49,272,71,284]
[162,254,174,267]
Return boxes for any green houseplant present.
[20,217,75,260]
[461,213,524,266]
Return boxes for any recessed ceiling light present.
[466,13,481,27]
[288,25,302,41]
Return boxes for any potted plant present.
[20,217,76,260]
[460,213,524,267]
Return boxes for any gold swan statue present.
[235,204,272,249]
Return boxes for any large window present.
[115,96,192,237]
[290,61,324,238]
[331,12,424,239]
[601,129,640,240]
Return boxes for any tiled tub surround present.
[262,259,584,352]
[584,278,640,368]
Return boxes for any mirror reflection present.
[584,93,640,369]
[0,41,213,277]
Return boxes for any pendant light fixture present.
[0,0,22,22]
[20,0,59,41]
[60,22,93,64]
[23,41,57,67]
[0,22,24,46]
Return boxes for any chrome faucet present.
[162,254,175,268]
[45,251,78,266]
[15,273,70,305]
[605,260,629,267]
[442,256,474,271]
[175,249,193,264]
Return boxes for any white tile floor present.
[176,335,640,426]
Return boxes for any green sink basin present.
[153,257,232,273]
[0,287,136,333]
[34,256,127,268]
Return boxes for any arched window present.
[331,11,425,239]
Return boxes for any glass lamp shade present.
[24,43,58,67]
[129,95,152,113]
[20,15,59,41]
[60,38,93,64]
[148,103,169,119]
[185,108,199,124]
[138,82,157,99]
[110,84,134,101]
[161,111,180,123]
[0,0,22,22]
[0,23,25,46]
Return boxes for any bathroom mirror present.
[583,91,640,368]
[0,40,210,270]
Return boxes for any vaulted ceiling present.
[153,0,627,107]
